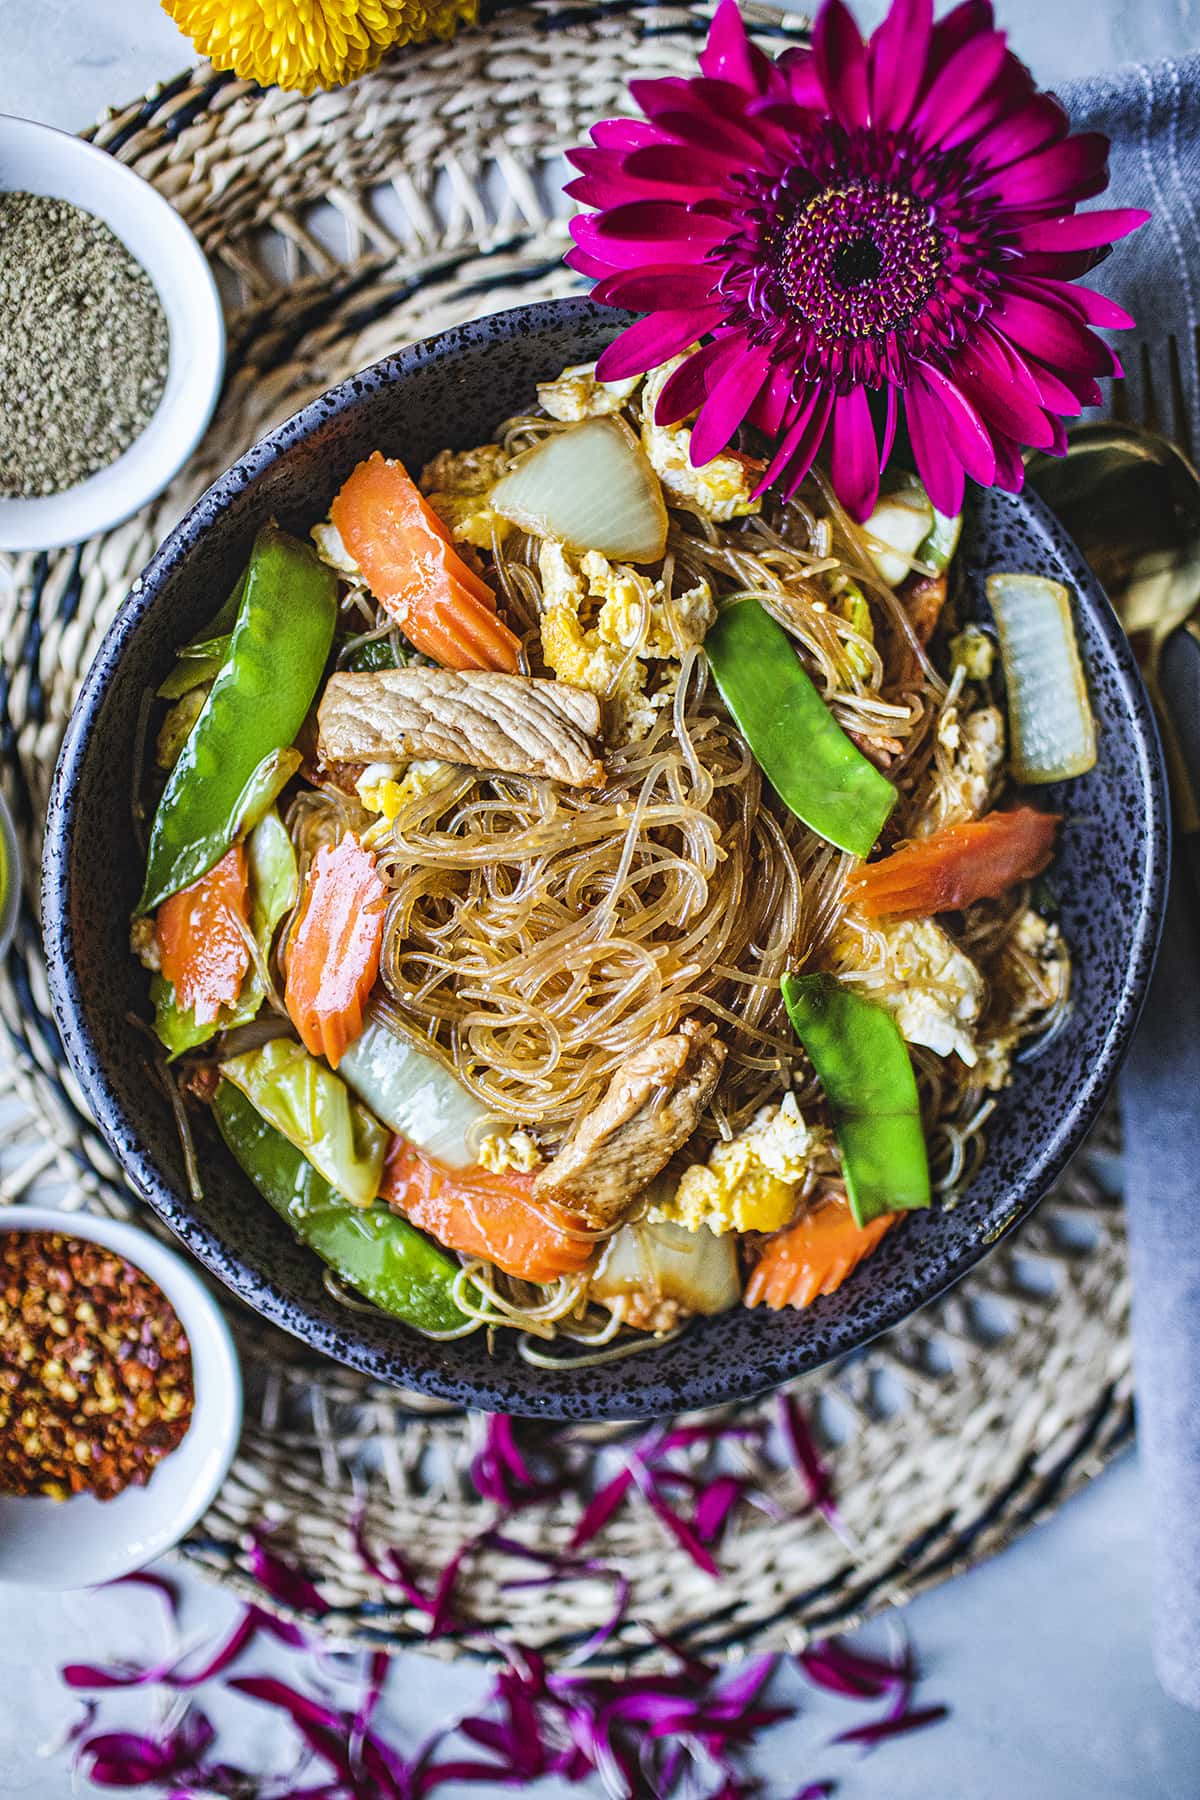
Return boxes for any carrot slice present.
[155,845,250,1026]
[330,451,521,672]
[844,807,1060,920]
[380,1137,592,1285]
[744,1198,895,1311]
[284,834,387,1069]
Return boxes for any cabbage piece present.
[220,1038,387,1208]
[489,417,668,564]
[861,484,934,588]
[590,1214,740,1317]
[337,1016,489,1168]
[987,572,1097,783]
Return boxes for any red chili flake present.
[0,1230,194,1501]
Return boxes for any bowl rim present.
[0,112,225,553]
[40,295,1170,1418]
[0,1204,242,1587]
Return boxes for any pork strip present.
[534,1019,726,1227]
[318,668,604,787]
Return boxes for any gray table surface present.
[2,2,1200,1796]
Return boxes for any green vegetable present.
[219,1037,387,1209]
[155,685,210,769]
[212,1080,468,1334]
[138,526,336,914]
[917,506,962,573]
[342,634,404,673]
[706,599,896,858]
[155,572,246,699]
[152,806,299,1057]
[781,971,930,1228]
[832,581,874,685]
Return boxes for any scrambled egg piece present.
[356,759,457,847]
[915,702,1005,837]
[537,362,640,422]
[639,355,762,522]
[651,1093,825,1235]
[312,520,362,580]
[419,443,513,550]
[538,540,714,744]
[832,913,986,1066]
[975,908,1070,1090]
[477,1127,542,1174]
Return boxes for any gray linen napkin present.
[1058,54,1200,1710]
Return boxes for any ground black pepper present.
[0,190,170,497]
[0,1229,194,1501]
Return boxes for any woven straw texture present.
[0,0,1133,1668]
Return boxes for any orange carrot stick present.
[744,1198,895,1311]
[380,1137,593,1285]
[330,451,521,672]
[844,807,1059,920]
[284,834,387,1069]
[155,845,250,1026]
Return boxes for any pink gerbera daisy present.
[565,0,1148,520]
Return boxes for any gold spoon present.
[1026,422,1200,837]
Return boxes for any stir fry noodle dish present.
[131,350,1094,1364]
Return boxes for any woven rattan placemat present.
[0,1,1133,1668]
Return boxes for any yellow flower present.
[163,0,478,94]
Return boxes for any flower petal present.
[589,118,662,152]
[990,290,1120,375]
[1010,274,1136,329]
[869,0,932,131]
[978,132,1110,209]
[905,380,967,516]
[910,32,1009,149]
[690,339,775,465]
[813,0,870,130]
[749,360,799,437]
[593,200,732,245]
[926,0,994,79]
[779,46,825,109]
[756,386,835,498]
[594,308,727,381]
[593,264,731,312]
[951,354,1057,450]
[624,143,744,189]
[829,386,880,521]
[699,0,773,95]
[564,243,620,281]
[878,382,899,471]
[1010,207,1150,252]
[911,366,996,486]
[657,339,739,422]
[969,92,1069,173]
[990,432,1027,491]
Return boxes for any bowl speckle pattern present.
[42,298,1169,1420]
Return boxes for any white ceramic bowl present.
[0,1206,241,1589]
[0,113,225,552]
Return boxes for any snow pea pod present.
[706,599,896,858]
[138,525,336,913]
[212,1080,469,1335]
[781,972,930,1228]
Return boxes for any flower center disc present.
[781,182,944,341]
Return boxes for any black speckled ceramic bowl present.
[43,297,1168,1420]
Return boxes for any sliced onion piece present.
[987,572,1097,784]
[338,1016,489,1168]
[489,417,668,564]
[590,1213,740,1316]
